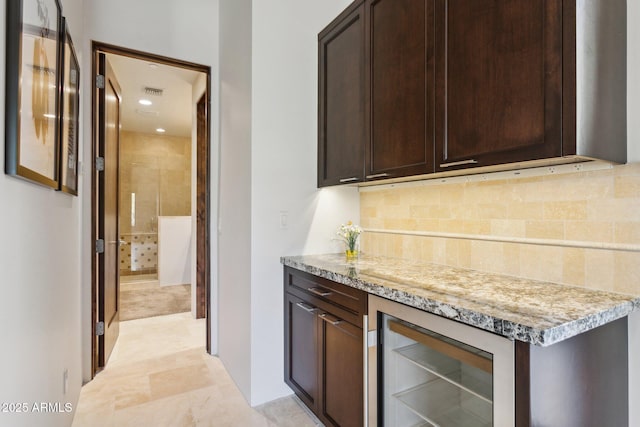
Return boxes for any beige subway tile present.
[359,193,382,208]
[366,218,385,229]
[432,239,447,265]
[448,204,474,220]
[420,238,435,263]
[565,221,613,243]
[470,241,505,274]
[429,205,452,219]
[613,252,640,295]
[613,162,640,177]
[457,240,472,268]
[360,205,378,218]
[407,218,436,231]
[476,203,508,220]
[445,240,460,267]
[543,201,587,220]
[383,218,411,230]
[614,175,640,198]
[519,245,564,283]
[408,187,441,205]
[525,220,564,240]
[503,243,521,276]
[438,219,465,234]
[614,222,640,244]
[382,191,405,206]
[463,220,491,235]
[409,205,431,219]
[401,236,422,262]
[463,183,510,205]
[575,175,614,200]
[381,204,411,220]
[584,250,615,291]
[491,219,526,237]
[587,198,640,222]
[562,248,585,286]
[507,202,545,220]
[439,185,464,205]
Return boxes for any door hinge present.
[96,321,105,336]
[96,74,105,89]
[96,239,105,254]
[95,156,105,172]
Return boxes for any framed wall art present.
[59,18,80,195]
[5,0,63,188]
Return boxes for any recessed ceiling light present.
[148,63,158,69]
[156,128,166,133]
[138,99,152,106]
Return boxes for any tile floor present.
[120,275,191,321]
[72,313,319,427]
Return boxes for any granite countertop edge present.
[280,255,640,347]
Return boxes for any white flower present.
[336,221,361,251]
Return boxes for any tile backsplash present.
[360,162,640,295]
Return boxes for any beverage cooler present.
[367,295,515,427]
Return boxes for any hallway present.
[72,313,318,427]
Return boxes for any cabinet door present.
[366,0,435,181]
[319,312,363,427]
[284,293,319,411]
[318,2,366,187]
[435,0,563,172]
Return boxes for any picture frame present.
[58,18,80,195]
[5,0,63,189]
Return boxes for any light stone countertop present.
[280,253,640,346]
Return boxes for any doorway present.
[91,42,212,376]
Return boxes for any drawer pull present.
[308,287,332,297]
[439,159,478,168]
[339,177,359,183]
[366,173,390,179]
[295,302,316,313]
[319,313,342,326]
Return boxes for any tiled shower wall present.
[119,130,191,275]
[360,162,640,296]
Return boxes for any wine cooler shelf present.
[393,343,493,402]
[393,376,492,427]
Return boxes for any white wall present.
[628,3,640,425]
[218,0,253,401]
[81,0,220,380]
[249,0,360,405]
[0,0,84,425]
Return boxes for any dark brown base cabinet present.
[284,267,367,426]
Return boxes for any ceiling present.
[107,54,204,138]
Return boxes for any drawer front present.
[285,267,367,316]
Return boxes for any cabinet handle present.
[339,177,359,183]
[366,173,390,179]
[308,287,332,297]
[295,302,316,313]
[439,159,478,168]
[319,313,342,326]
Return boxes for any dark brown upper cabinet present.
[318,0,626,187]
[318,1,366,187]
[435,0,564,172]
[365,0,435,181]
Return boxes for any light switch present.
[279,211,288,229]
